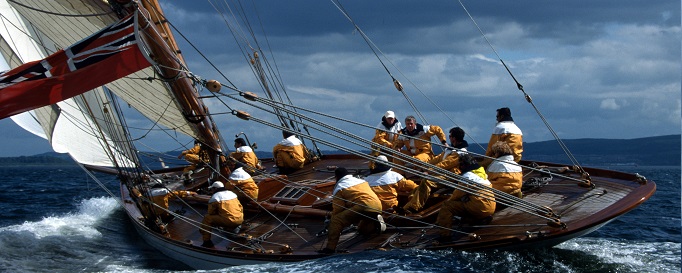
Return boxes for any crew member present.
[393,115,447,171]
[200,181,244,248]
[435,154,496,239]
[364,155,418,211]
[482,107,523,167]
[487,141,523,199]
[319,168,383,253]
[369,110,402,169]
[229,137,261,174]
[403,127,468,213]
[272,131,309,174]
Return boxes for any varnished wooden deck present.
[117,154,656,262]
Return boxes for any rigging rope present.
[456,0,589,180]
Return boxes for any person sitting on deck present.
[272,131,309,175]
[364,155,418,211]
[318,168,384,254]
[435,154,496,239]
[178,140,210,181]
[392,115,447,173]
[402,127,469,213]
[229,137,261,175]
[481,107,523,168]
[132,182,197,223]
[487,141,524,201]
[225,162,259,204]
[200,181,244,248]
[369,110,402,170]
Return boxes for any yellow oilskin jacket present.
[485,121,523,163]
[395,125,447,157]
[332,176,382,215]
[448,167,496,218]
[226,167,259,201]
[149,188,193,217]
[429,148,466,175]
[272,135,307,169]
[371,120,402,150]
[487,155,523,196]
[207,190,244,225]
[229,146,259,170]
[181,143,210,163]
[365,170,418,210]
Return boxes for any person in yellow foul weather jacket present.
[364,155,418,211]
[487,141,523,199]
[403,127,468,213]
[229,137,261,175]
[435,154,496,239]
[319,168,384,254]
[393,115,447,172]
[178,140,210,180]
[369,110,402,169]
[481,107,523,168]
[200,182,244,248]
[225,163,259,203]
[272,131,309,174]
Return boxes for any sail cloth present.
[0,13,150,120]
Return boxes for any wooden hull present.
[115,154,656,269]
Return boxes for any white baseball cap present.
[384,111,395,119]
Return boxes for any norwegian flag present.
[0,13,151,120]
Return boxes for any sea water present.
[0,165,678,273]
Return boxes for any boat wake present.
[0,196,119,239]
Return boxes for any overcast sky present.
[0,0,679,157]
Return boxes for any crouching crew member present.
[435,154,496,239]
[200,182,244,248]
[319,168,383,253]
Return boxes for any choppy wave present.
[0,196,119,239]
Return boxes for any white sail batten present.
[7,0,198,138]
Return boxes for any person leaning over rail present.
[392,115,447,173]
[481,107,523,168]
[369,110,402,169]
[132,182,197,223]
[402,127,469,214]
[435,154,496,240]
[272,130,310,175]
[229,137,261,175]
[364,155,418,212]
[178,139,210,182]
[200,181,244,248]
[487,141,524,203]
[318,168,384,254]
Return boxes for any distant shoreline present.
[0,134,678,167]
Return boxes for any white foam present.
[557,238,682,272]
[0,196,119,239]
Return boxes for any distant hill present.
[1,135,679,166]
[520,134,680,166]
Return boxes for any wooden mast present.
[116,0,229,177]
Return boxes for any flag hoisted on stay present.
[0,13,151,120]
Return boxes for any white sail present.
[6,0,198,138]
[0,0,136,166]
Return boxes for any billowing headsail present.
[0,13,150,119]
[0,0,213,166]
